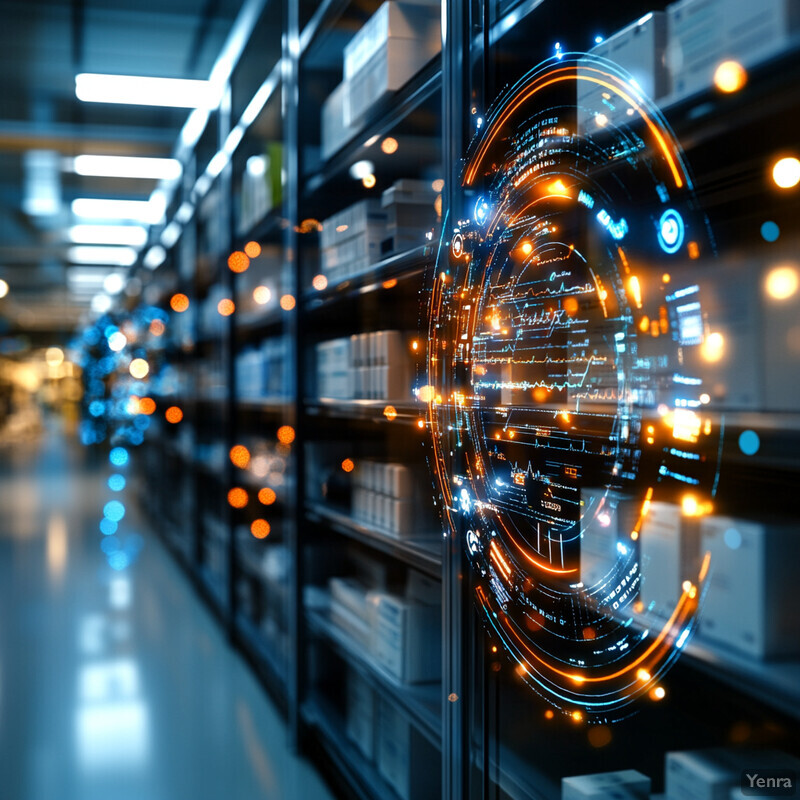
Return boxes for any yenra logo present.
[741,769,796,797]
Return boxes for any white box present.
[344,1,441,80]
[321,80,358,161]
[374,593,441,683]
[346,36,438,125]
[388,498,415,537]
[639,502,697,615]
[666,0,800,105]
[376,700,439,800]
[577,12,668,131]
[562,769,651,800]
[346,669,375,759]
[386,464,414,499]
[698,516,800,657]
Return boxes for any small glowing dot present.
[448,693,458,703]
[362,174,376,188]
[682,495,699,516]
[772,157,800,189]
[251,519,271,539]
[765,266,798,300]
[662,273,671,284]
[277,425,295,444]
[165,406,183,423]
[432,179,444,192]
[227,251,250,273]
[688,241,700,259]
[280,294,296,310]
[544,709,554,720]
[714,60,747,93]
[150,319,165,336]
[217,298,235,316]
[418,385,435,403]
[738,429,760,456]
[761,221,780,242]
[138,397,156,415]
[417,419,425,429]
[595,113,608,127]
[228,487,249,508]
[253,286,271,305]
[230,445,251,468]
[258,487,276,505]
[129,358,149,379]
[411,341,419,351]
[491,646,497,653]
[381,137,398,154]
[244,241,261,258]
[637,669,651,682]
[383,405,397,421]
[571,711,583,723]
[108,331,127,351]
[521,241,533,256]
[341,458,355,473]
[652,686,666,700]
[382,278,397,289]
[0,279,8,298]
[700,393,710,404]
[312,274,328,291]
[170,293,189,312]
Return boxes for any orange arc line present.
[465,67,683,191]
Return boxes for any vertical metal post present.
[283,0,303,749]
[443,2,472,798]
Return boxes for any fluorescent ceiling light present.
[68,225,148,247]
[68,246,138,266]
[143,246,166,270]
[72,197,164,224]
[103,273,126,295]
[72,155,182,181]
[75,73,217,109]
[160,221,181,249]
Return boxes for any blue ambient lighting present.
[657,209,684,254]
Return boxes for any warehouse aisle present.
[0,420,334,800]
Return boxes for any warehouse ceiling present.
[0,0,242,338]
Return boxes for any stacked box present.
[321,81,358,161]
[638,501,700,616]
[377,700,440,800]
[238,142,282,234]
[352,460,417,537]
[579,488,637,586]
[346,669,375,760]
[577,12,668,132]
[665,0,800,105]
[320,200,387,284]
[349,330,412,400]
[562,770,651,799]
[329,576,380,652]
[344,2,441,125]
[374,592,441,682]
[698,515,800,658]
[380,179,438,257]
[316,337,352,399]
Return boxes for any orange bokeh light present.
[244,241,261,259]
[229,445,251,468]
[227,251,250,273]
[165,406,183,423]
[341,458,354,473]
[258,487,276,505]
[277,425,295,444]
[251,519,271,539]
[149,319,165,336]
[312,274,328,291]
[138,397,156,415]
[383,405,397,421]
[280,294,296,311]
[382,278,398,289]
[170,293,189,312]
[227,487,249,508]
[217,298,235,316]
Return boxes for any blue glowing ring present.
[657,209,684,254]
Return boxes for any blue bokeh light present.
[738,429,760,456]
[100,518,118,536]
[109,447,129,466]
[108,474,126,492]
[760,221,780,242]
[108,551,130,571]
[100,536,119,554]
[103,500,126,522]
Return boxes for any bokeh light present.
[251,519,271,539]
[765,265,799,300]
[230,445,251,468]
[253,286,271,304]
[244,241,261,258]
[700,332,725,363]
[258,487,276,505]
[149,319,166,336]
[103,500,126,522]
[170,293,189,312]
[772,156,800,189]
[227,487,249,508]
[110,447,129,466]
[277,425,295,444]
[761,221,780,242]
[129,358,149,379]
[217,298,235,316]
[280,294,296,311]
[108,331,127,351]
[138,397,156,415]
[100,518,117,536]
[381,137,399,154]
[738,429,760,456]
[341,458,355,473]
[713,60,747,93]
[108,474,126,492]
[312,274,328,291]
[227,251,250,273]
[45,347,64,367]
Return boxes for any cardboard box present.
[666,0,800,105]
[374,593,441,682]
[698,516,800,657]
[562,769,651,799]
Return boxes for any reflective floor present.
[0,419,334,800]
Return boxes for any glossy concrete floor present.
[0,419,335,800]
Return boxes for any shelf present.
[306,606,441,745]
[307,502,442,578]
[236,207,284,248]
[302,695,403,800]
[197,566,229,617]
[233,611,288,690]
[304,244,435,310]
[303,58,441,196]
[305,398,424,425]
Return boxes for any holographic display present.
[426,54,721,720]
